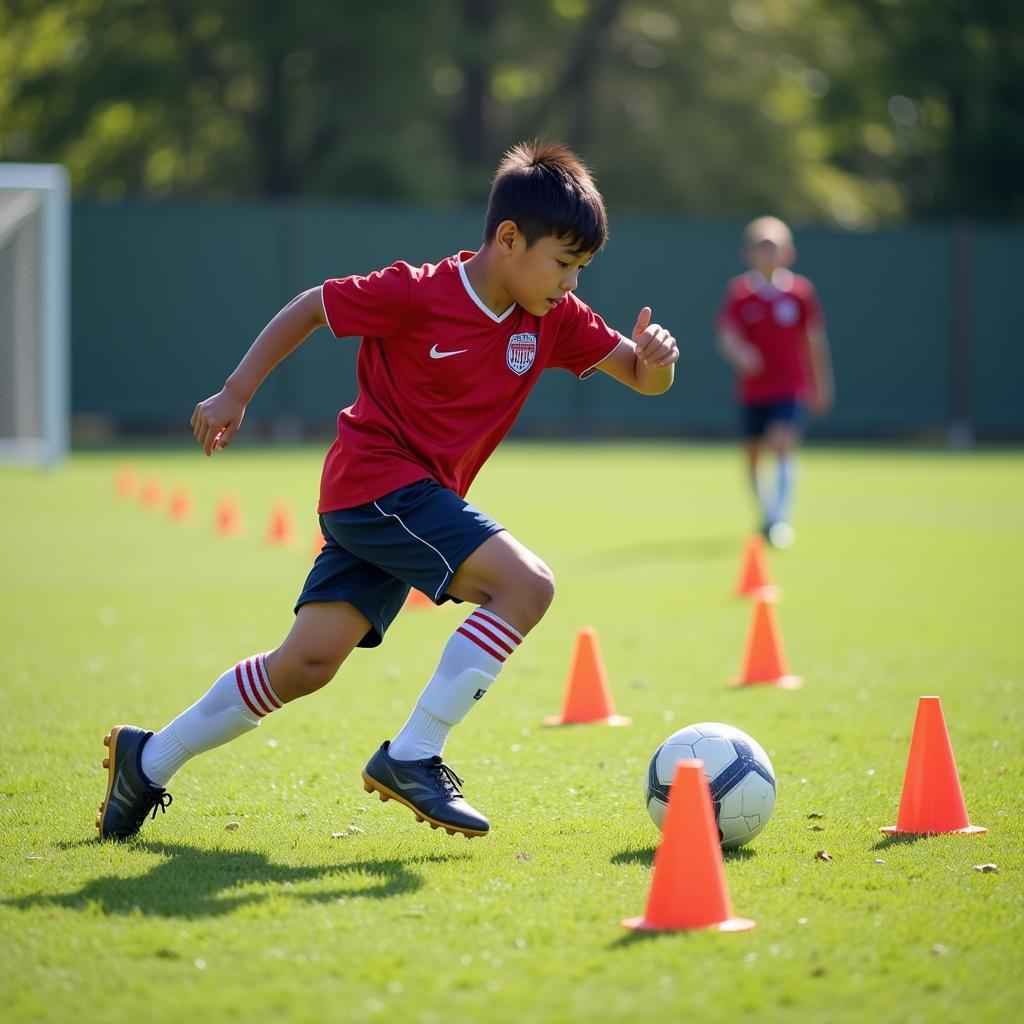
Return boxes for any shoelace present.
[129,791,173,829]
[426,759,463,797]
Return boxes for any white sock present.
[140,654,281,787]
[388,609,524,761]
[771,454,797,524]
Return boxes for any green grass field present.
[2,443,1022,1023]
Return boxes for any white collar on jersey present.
[746,268,795,296]
[458,256,515,323]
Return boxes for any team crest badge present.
[506,333,537,375]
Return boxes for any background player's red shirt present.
[717,270,824,404]
[318,252,621,512]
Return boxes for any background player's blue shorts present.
[741,399,807,440]
[295,479,504,648]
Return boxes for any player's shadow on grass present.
[4,841,466,919]
[610,845,757,869]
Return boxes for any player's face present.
[746,238,794,275]
[507,234,593,316]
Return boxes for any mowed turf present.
[1,443,1021,1023]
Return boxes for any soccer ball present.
[644,722,776,849]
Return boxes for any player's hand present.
[191,386,246,457]
[809,389,832,417]
[737,344,764,376]
[631,307,679,368]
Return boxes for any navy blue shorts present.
[741,399,807,439]
[295,479,504,648]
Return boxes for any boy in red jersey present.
[716,216,833,548]
[96,141,678,841]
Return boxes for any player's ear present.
[494,219,520,256]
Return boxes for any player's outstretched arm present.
[191,287,328,456]
[596,307,678,395]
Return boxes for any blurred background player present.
[716,216,834,548]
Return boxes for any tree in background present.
[1,0,1020,224]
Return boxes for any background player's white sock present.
[770,454,797,524]
[388,609,523,761]
[140,654,281,787]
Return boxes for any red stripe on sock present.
[474,610,522,646]
[457,626,507,663]
[235,662,264,718]
[244,659,274,715]
[254,656,281,709]
[464,619,515,656]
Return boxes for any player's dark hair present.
[484,140,608,254]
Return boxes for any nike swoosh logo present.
[430,344,468,360]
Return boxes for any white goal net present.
[0,163,69,465]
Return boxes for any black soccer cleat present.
[362,741,489,838]
[96,725,172,841]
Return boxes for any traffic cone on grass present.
[622,760,755,933]
[167,485,195,523]
[114,465,137,499]
[880,696,986,836]
[735,535,779,601]
[734,597,802,688]
[266,501,297,546]
[139,476,163,509]
[404,588,434,609]
[543,628,630,726]
[214,494,244,536]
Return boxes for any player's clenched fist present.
[631,306,679,368]
[191,386,246,457]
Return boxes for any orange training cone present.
[404,588,434,609]
[623,760,755,933]
[311,527,327,560]
[114,465,137,499]
[543,627,630,726]
[735,597,802,688]
[167,485,195,523]
[266,501,297,546]
[735,534,779,601]
[880,696,986,836]
[139,475,163,509]
[214,494,244,536]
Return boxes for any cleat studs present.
[103,734,111,746]
[362,782,373,793]
[102,758,109,768]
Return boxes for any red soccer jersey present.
[318,252,622,512]
[717,270,824,403]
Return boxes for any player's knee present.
[269,651,340,699]
[518,559,556,628]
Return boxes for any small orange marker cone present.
[311,527,327,560]
[735,535,779,601]
[114,465,137,499]
[735,597,802,688]
[214,494,244,536]
[543,627,630,726]
[404,588,434,609]
[139,476,163,509]
[623,760,755,933]
[167,485,195,523]
[880,696,986,836]
[266,501,297,546]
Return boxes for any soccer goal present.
[0,163,70,465]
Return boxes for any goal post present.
[0,163,70,466]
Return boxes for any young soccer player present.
[716,216,833,548]
[96,140,679,841]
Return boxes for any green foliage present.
[1,445,1022,1023]
[2,2,1020,221]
